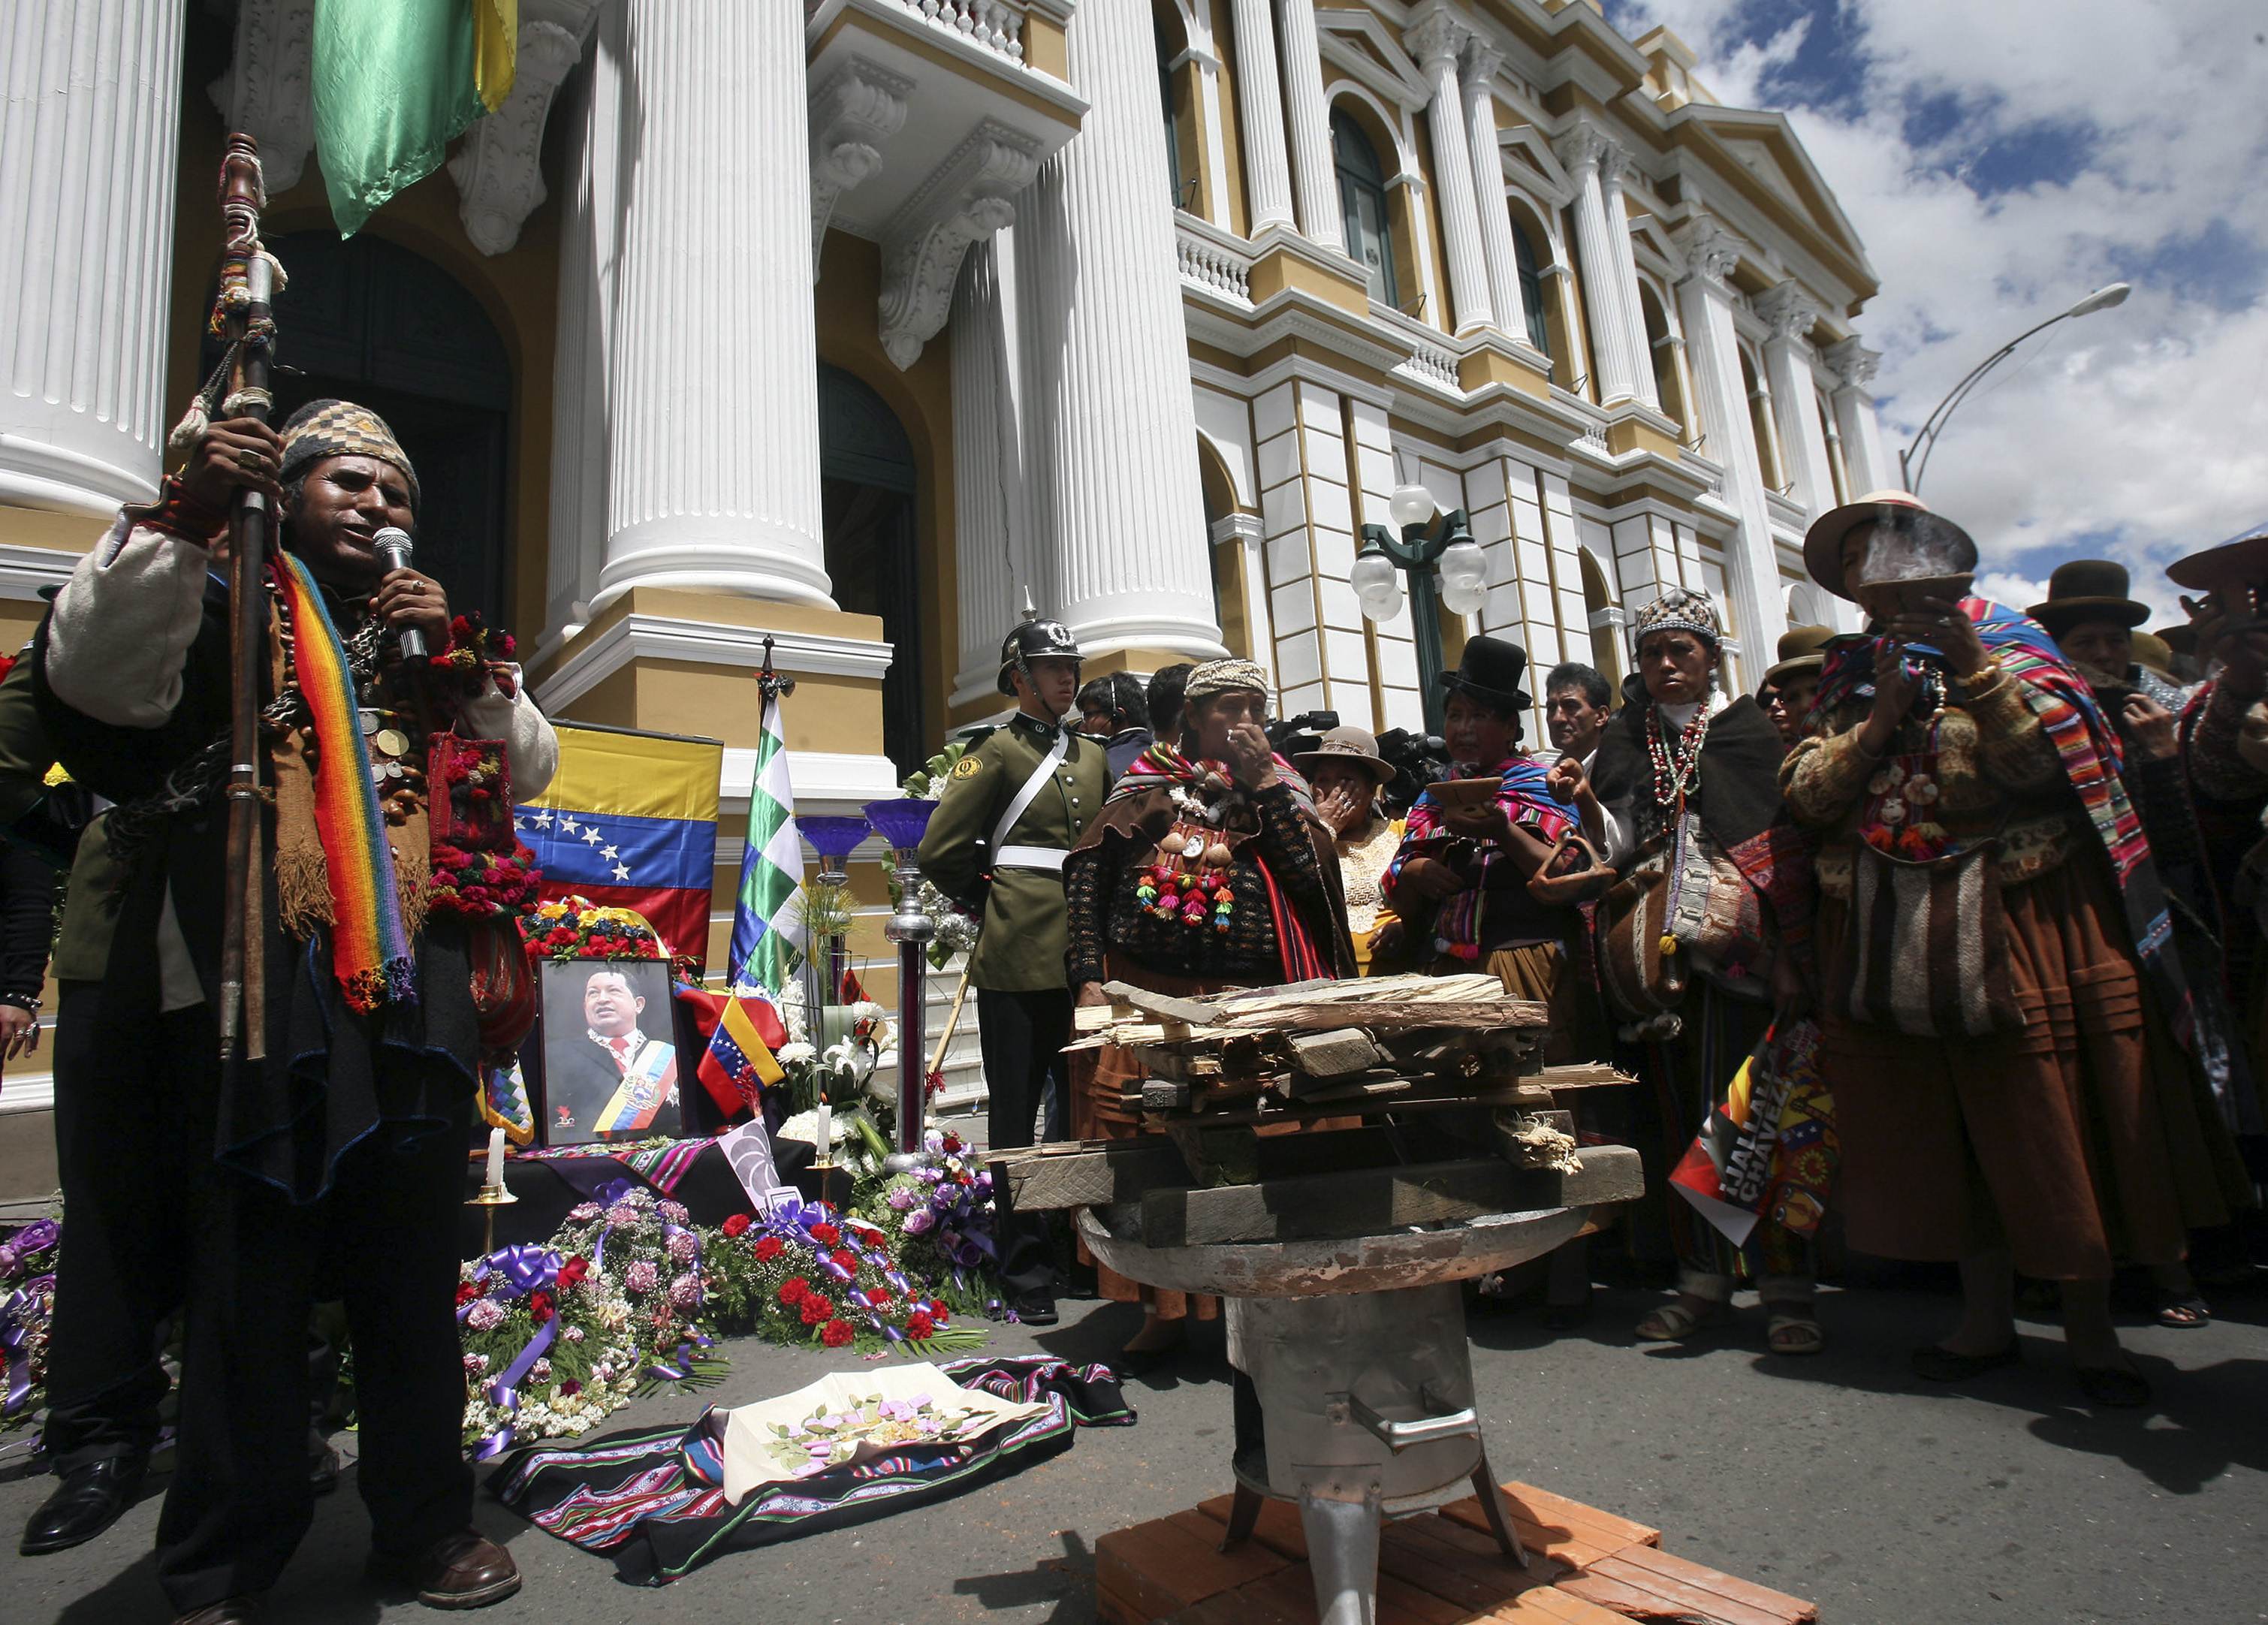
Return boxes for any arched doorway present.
[818,364,924,770]
[211,232,513,625]
[1579,548,1622,687]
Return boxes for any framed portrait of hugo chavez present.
[536,960,683,1145]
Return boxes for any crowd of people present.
[924,488,2266,1406]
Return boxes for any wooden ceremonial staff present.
[213,134,279,1063]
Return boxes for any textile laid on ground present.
[512,1136,716,1198]
[490,1354,1133,1584]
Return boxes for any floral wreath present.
[521,895,664,960]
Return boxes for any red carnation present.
[819,1319,855,1348]
[556,1256,590,1289]
[721,1213,753,1239]
[808,1222,840,1247]
[905,1311,935,1340]
[528,1290,556,1325]
[753,1235,784,1263]
[777,1277,810,1306]
[799,1294,834,1327]
[831,1248,858,1274]
[942,1134,964,1153]
[455,1282,481,1306]
[867,1280,891,1304]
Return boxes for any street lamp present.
[1899,282,2131,496]
[1355,484,1489,731]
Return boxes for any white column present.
[1212,511,1277,692]
[950,238,1030,706]
[1597,153,1660,410]
[597,0,830,609]
[1277,0,1345,254]
[1554,125,1640,405]
[1826,337,1889,495]
[1459,44,1529,348]
[1675,215,1784,657]
[1227,0,1295,234]
[542,5,621,653]
[1407,13,1493,334]
[1015,0,1223,659]
[1,0,184,517]
[1757,282,1835,516]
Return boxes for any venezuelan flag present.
[514,724,724,972]
[694,990,789,1117]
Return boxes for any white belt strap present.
[994,845,1067,873]
[990,724,1069,856]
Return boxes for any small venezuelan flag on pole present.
[696,992,789,1117]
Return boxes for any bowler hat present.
[1440,635,1531,713]
[1762,625,1835,689]
[2154,623,2197,657]
[1293,725,1397,784]
[2131,631,2179,683]
[1802,489,1979,601]
[2026,559,2149,635]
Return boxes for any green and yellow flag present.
[311,0,517,237]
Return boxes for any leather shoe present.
[20,1455,147,1556]
[367,1527,522,1609]
[172,1600,261,1625]
[309,1434,342,1496]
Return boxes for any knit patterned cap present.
[1628,586,1721,653]
[1182,658,1271,702]
[279,398,420,510]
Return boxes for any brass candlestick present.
[466,1177,520,1255]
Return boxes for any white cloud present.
[1613,0,2268,626]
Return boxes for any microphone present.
[370,526,426,659]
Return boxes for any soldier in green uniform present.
[918,607,1108,1323]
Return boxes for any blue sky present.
[1604,0,2268,622]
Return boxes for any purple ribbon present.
[0,1219,59,1275]
[1,1274,53,1416]
[459,1246,565,1459]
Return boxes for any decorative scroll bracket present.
[876,122,1041,370]
[809,58,915,280]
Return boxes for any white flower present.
[777,1042,816,1067]
[849,999,885,1025]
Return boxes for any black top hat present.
[1440,635,1531,713]
[2026,559,2149,635]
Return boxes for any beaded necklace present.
[1645,698,1711,811]
[1133,767,1241,934]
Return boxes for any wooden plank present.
[1193,1493,1309,1561]
[1503,1482,1662,1551]
[1096,1513,1291,1617]
[1286,1027,1389,1077]
[1138,1147,1645,1248]
[1438,1484,1660,1565]
[1607,1546,1818,1624]
[1104,981,1225,1027]
[1531,1063,1639,1092]
[1557,1558,1793,1625]
[1282,1076,1413,1105]
[993,1141,1194,1209]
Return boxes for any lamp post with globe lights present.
[1899,282,2131,496]
[1353,484,1491,731]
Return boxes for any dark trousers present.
[41,983,195,1473]
[143,1036,474,1611]
[979,987,1072,1301]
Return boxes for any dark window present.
[818,366,925,772]
[1512,219,1551,355]
[1332,109,1398,308]
[1157,13,1186,209]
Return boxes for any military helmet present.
[996,607,1082,695]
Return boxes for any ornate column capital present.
[1757,280,1824,344]
[1826,335,1882,388]
[879,123,1042,369]
[1552,122,1622,182]
[1675,213,1740,288]
[807,57,915,277]
[447,19,586,255]
[1405,10,1470,74]
[1462,41,1506,89]
[207,0,315,194]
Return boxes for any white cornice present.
[0,541,80,601]
[535,611,895,713]
[717,747,903,815]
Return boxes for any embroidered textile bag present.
[1594,858,1683,1028]
[1826,840,2021,1038]
[1594,813,1754,1031]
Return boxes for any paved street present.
[6,1271,2261,1625]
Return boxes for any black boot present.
[20,1455,148,1555]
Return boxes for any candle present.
[485,1126,505,1190]
[815,1099,832,1165]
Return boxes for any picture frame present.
[535,959,684,1146]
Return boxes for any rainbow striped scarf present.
[276,553,417,1011]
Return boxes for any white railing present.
[1402,341,1460,389]
[1576,423,1610,456]
[1681,448,1727,496]
[1176,216,1253,304]
[897,0,1027,64]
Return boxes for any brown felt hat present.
[1292,725,1397,785]
[2026,559,2150,635]
[1802,490,1978,601]
[2154,623,2197,656]
[2131,632,2179,683]
[1761,625,1835,689]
